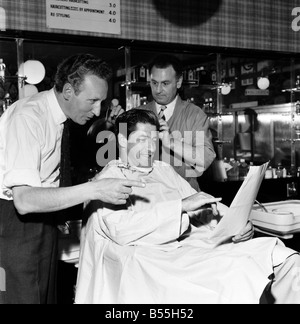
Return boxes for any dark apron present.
[0,199,58,304]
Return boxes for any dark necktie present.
[60,119,72,187]
[158,105,167,121]
[57,119,73,234]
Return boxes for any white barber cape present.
[75,160,294,304]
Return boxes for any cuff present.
[3,169,42,195]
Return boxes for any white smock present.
[75,160,295,304]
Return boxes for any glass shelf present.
[0,76,27,86]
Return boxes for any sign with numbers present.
[245,89,269,96]
[46,0,120,34]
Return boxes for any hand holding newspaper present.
[209,161,269,246]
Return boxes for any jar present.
[265,167,273,179]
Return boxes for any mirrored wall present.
[1,36,300,179]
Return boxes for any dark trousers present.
[0,200,58,304]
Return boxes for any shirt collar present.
[47,88,67,126]
[155,95,178,120]
[117,159,153,175]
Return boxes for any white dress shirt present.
[155,96,178,122]
[0,89,66,200]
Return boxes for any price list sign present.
[46,0,121,35]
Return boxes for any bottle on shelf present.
[297,75,300,89]
[203,98,210,113]
[227,158,240,181]
[290,164,297,177]
[3,93,12,111]
[198,66,210,84]
[296,101,300,115]
[282,167,287,178]
[239,159,249,180]
[264,166,273,179]
[188,69,194,81]
[138,65,146,82]
[275,162,284,179]
[211,70,217,83]
[0,58,6,80]
[208,98,214,113]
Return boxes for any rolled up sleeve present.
[2,114,43,196]
[3,169,41,196]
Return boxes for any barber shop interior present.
[1,0,300,305]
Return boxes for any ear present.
[62,83,74,101]
[118,133,128,149]
[177,75,183,89]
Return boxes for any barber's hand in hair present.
[107,99,124,125]
[92,178,146,205]
[182,192,222,214]
[232,220,255,243]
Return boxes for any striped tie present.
[158,105,167,121]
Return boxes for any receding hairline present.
[149,55,183,78]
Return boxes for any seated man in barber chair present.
[75,109,300,304]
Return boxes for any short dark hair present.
[55,53,113,94]
[115,109,160,139]
[149,54,183,79]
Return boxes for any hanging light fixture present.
[19,60,46,85]
[257,77,270,90]
[257,66,273,90]
[221,83,232,95]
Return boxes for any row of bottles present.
[0,58,5,80]
[0,92,12,117]
[223,159,300,182]
[184,66,212,84]
[225,158,250,181]
[264,163,300,179]
[0,58,12,116]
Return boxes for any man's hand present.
[106,99,124,125]
[182,192,222,214]
[232,221,254,243]
[92,178,146,205]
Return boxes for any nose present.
[92,101,102,117]
[155,83,163,93]
[148,139,156,153]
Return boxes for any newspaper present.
[209,161,269,246]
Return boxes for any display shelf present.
[198,175,300,206]
[0,75,27,86]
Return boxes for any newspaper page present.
[209,161,269,246]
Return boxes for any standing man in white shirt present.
[0,54,144,304]
[139,54,216,191]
